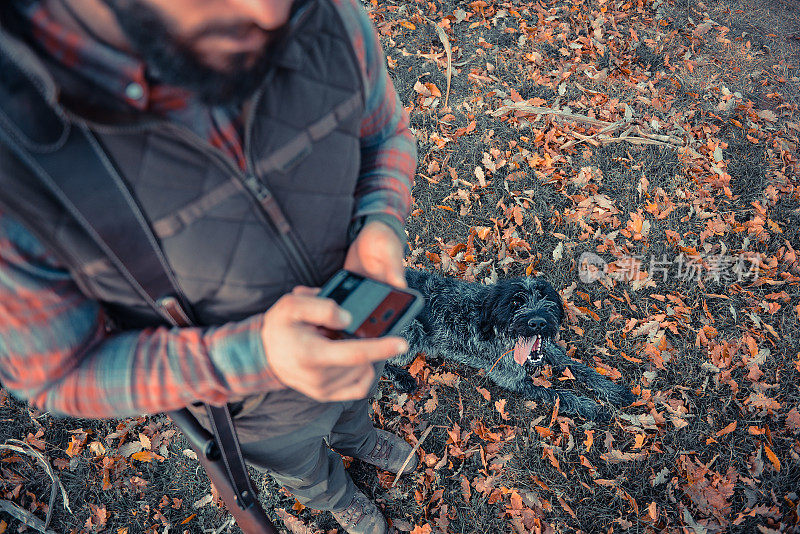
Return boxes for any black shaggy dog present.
[385,269,635,420]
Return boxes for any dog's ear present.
[478,284,502,340]
[542,282,565,324]
[479,281,520,340]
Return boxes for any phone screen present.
[323,272,417,338]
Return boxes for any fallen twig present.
[1,439,71,528]
[0,499,58,534]
[559,122,683,150]
[491,103,615,128]
[432,22,452,108]
[600,135,678,147]
[392,425,433,486]
[631,126,683,145]
[210,515,235,534]
[559,119,630,150]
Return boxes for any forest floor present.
[1,0,799,532]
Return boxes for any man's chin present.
[109,1,276,107]
[152,53,273,106]
[194,76,265,106]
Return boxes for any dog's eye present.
[511,296,525,307]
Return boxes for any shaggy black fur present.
[385,269,635,420]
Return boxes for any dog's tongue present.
[513,337,535,365]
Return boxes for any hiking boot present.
[354,429,418,475]
[331,489,388,534]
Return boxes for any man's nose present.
[230,0,293,30]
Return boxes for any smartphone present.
[317,270,424,340]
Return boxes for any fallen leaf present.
[475,226,492,240]
[763,444,781,472]
[584,430,594,452]
[424,82,441,98]
[276,509,320,534]
[66,433,87,457]
[118,441,144,458]
[460,475,471,502]
[601,449,647,463]
[131,450,164,463]
[495,399,509,421]
[88,441,106,456]
[424,393,439,413]
[553,242,564,261]
[429,372,460,388]
[408,354,426,377]
[715,421,737,437]
[474,166,486,187]
[785,408,800,433]
[86,504,108,531]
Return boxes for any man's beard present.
[106,1,289,106]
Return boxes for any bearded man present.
[0,0,417,531]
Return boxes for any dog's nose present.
[528,317,546,332]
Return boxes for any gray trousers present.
[238,395,379,511]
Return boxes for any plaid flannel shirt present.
[0,0,415,418]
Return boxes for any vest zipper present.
[241,173,320,286]
[131,120,323,289]
[239,79,323,288]
[61,0,324,288]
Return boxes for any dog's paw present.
[392,371,419,394]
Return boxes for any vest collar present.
[0,0,313,137]
[0,21,69,151]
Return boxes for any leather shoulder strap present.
[0,115,185,318]
[0,114,267,526]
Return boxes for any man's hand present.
[261,287,408,401]
[344,220,406,288]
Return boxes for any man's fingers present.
[285,294,351,329]
[292,286,319,297]
[318,336,408,366]
[297,365,376,402]
[388,267,407,288]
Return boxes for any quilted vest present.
[0,0,372,436]
[0,0,364,329]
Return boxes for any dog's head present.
[479,276,564,367]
